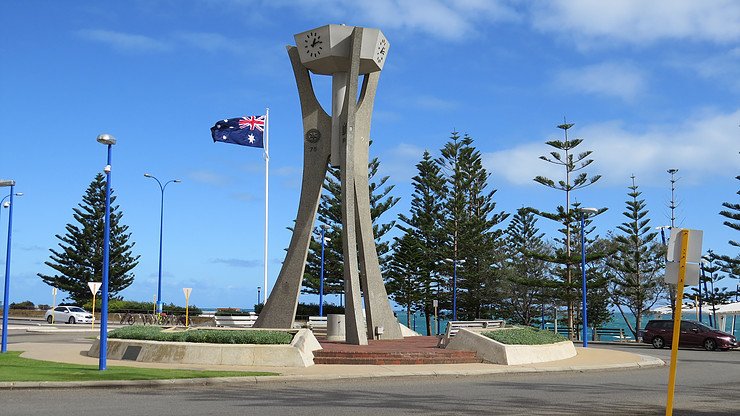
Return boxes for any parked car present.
[639,319,738,351]
[44,306,93,324]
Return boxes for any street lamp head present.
[321,224,330,230]
[96,133,117,145]
[174,179,182,183]
[14,192,23,197]
[2,202,8,208]
[579,207,599,216]
[0,180,15,187]
[144,173,152,178]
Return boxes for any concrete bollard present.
[327,314,346,341]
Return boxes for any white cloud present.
[414,94,459,110]
[554,62,647,101]
[173,32,243,53]
[79,29,248,55]
[268,0,519,40]
[484,109,740,187]
[188,170,231,186]
[377,142,426,181]
[676,47,740,90]
[78,29,170,52]
[530,0,740,46]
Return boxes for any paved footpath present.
[1,328,664,389]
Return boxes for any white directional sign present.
[666,229,703,263]
[664,229,703,286]
[183,287,192,300]
[87,281,102,295]
[665,262,700,286]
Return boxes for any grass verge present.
[0,351,278,382]
[482,327,567,345]
[109,325,293,344]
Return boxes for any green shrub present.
[88,300,202,316]
[482,327,567,345]
[108,325,292,345]
[10,301,35,310]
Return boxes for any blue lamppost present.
[96,133,116,370]
[1,180,17,353]
[579,207,598,348]
[144,173,181,313]
[317,224,330,316]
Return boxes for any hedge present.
[108,325,293,345]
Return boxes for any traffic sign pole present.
[666,229,689,416]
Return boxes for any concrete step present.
[313,350,480,365]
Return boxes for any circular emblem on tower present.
[305,129,321,143]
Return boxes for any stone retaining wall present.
[446,328,577,365]
[88,328,322,367]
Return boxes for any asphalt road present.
[1,330,738,415]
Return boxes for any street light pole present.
[579,207,599,348]
[0,180,17,353]
[442,258,464,321]
[318,225,330,317]
[96,133,116,370]
[144,174,181,313]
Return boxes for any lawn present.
[482,327,567,345]
[0,351,278,382]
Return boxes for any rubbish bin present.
[326,314,346,341]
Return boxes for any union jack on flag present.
[210,115,265,148]
[238,115,266,132]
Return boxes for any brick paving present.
[314,336,481,365]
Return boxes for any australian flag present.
[211,116,265,148]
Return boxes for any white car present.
[45,306,93,324]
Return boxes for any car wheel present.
[46,315,53,324]
[652,336,665,349]
[68,316,76,325]
[703,338,717,351]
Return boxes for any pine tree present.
[607,176,665,338]
[392,151,447,334]
[499,207,552,326]
[717,173,740,284]
[302,150,400,299]
[385,232,425,328]
[437,132,508,320]
[687,251,737,325]
[532,121,601,338]
[38,173,139,304]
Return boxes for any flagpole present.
[263,107,269,304]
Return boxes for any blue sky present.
[1,0,738,309]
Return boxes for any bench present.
[214,314,258,328]
[307,316,328,336]
[438,319,506,348]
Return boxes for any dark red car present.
[640,320,738,351]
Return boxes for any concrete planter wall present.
[88,329,322,367]
[446,328,576,365]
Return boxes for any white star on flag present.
[248,134,255,144]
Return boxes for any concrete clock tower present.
[253,25,402,345]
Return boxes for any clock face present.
[375,37,388,65]
[303,31,323,58]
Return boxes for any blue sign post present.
[0,180,17,353]
[96,134,116,370]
